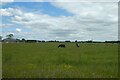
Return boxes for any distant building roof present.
[3,38,16,42]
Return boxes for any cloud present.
[85,27,103,31]
[31,0,119,2]
[0,8,23,16]
[0,24,13,27]
[1,2,118,41]
[0,0,14,6]
[51,2,118,19]
[0,8,13,16]
[55,0,119,2]
[50,29,78,37]
[16,28,22,32]
[1,0,14,2]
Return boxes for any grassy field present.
[2,43,118,78]
[0,43,2,79]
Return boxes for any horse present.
[76,43,80,47]
[58,44,65,48]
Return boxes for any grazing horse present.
[76,43,80,47]
[58,44,65,48]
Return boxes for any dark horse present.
[58,44,65,48]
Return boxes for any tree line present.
[0,34,120,43]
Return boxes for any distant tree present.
[26,40,37,43]
[22,38,25,41]
[87,40,92,43]
[6,34,14,39]
[118,40,120,42]
[75,40,77,42]
[38,40,41,42]
[105,40,119,43]
[22,38,26,42]
[42,40,45,42]
[16,39,20,42]
[48,40,54,42]
[65,40,71,42]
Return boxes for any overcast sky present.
[0,0,118,41]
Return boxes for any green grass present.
[0,43,2,78]
[2,43,118,78]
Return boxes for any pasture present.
[2,43,118,78]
